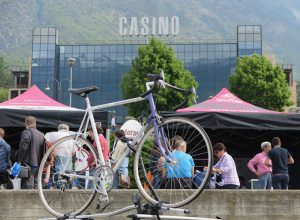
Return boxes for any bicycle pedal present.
[96,201,111,213]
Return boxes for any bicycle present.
[37,70,213,218]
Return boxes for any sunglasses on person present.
[213,148,223,153]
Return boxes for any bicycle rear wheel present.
[134,117,213,208]
[37,135,97,217]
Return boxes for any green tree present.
[229,54,293,111]
[121,38,198,117]
[0,56,12,88]
[0,87,8,102]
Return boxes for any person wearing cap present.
[247,141,272,189]
[211,142,240,189]
[265,137,294,190]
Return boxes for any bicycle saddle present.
[68,86,98,97]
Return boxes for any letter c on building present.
[119,17,127,35]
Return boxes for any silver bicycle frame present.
[71,79,176,184]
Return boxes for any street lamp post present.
[45,78,60,100]
[45,78,70,102]
[67,58,76,107]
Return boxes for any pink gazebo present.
[177,88,279,114]
[0,85,78,111]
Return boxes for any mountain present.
[1,0,300,79]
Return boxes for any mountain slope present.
[0,0,300,78]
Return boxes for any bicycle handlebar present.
[142,69,197,107]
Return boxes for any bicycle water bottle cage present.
[68,86,98,98]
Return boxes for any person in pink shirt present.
[87,126,110,167]
[247,141,272,189]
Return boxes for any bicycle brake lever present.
[159,69,165,81]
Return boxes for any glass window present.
[238,42,246,49]
[238,26,245,33]
[177,45,184,53]
[177,53,185,60]
[253,42,261,49]
[32,43,40,51]
[48,44,55,51]
[80,46,88,53]
[41,28,48,35]
[110,53,117,60]
[49,28,56,35]
[95,46,102,53]
[208,44,215,51]
[95,53,103,60]
[222,44,230,51]
[238,33,245,41]
[184,45,193,53]
[41,36,48,43]
[33,28,41,35]
[254,34,261,41]
[48,36,56,43]
[193,52,200,59]
[231,44,237,51]
[124,45,132,53]
[60,46,65,53]
[245,26,253,33]
[88,46,95,53]
[33,36,40,43]
[215,51,222,59]
[246,42,253,49]
[245,33,254,41]
[110,45,117,52]
[65,46,72,53]
[87,52,95,60]
[73,46,80,53]
[40,43,48,50]
[86,61,94,68]
[40,51,47,58]
[192,45,200,52]
[47,51,55,58]
[200,45,208,52]
[32,51,39,59]
[48,58,55,66]
[103,46,109,52]
[253,26,261,33]
[215,44,222,51]
[222,51,230,59]
[207,52,215,59]
[200,52,208,59]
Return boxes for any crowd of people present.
[0,115,295,190]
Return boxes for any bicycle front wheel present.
[134,117,213,208]
[37,135,97,217]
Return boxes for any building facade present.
[31,25,262,122]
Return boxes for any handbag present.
[11,162,31,179]
[18,163,31,179]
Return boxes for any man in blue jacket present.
[0,128,11,187]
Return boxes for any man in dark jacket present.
[18,116,44,189]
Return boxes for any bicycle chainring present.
[93,165,114,194]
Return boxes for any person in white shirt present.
[44,124,73,186]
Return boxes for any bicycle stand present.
[38,193,222,220]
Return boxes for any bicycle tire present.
[134,117,213,208]
[37,135,97,217]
